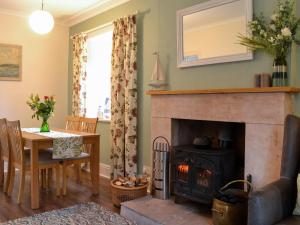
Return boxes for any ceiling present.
[0,0,129,26]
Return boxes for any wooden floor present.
[0,170,118,223]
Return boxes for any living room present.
[0,0,300,225]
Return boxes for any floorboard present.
[0,169,118,223]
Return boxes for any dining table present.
[22,128,100,209]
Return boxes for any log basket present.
[110,180,148,208]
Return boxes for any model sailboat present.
[149,52,167,88]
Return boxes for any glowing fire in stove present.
[178,164,189,173]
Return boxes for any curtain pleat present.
[71,33,88,117]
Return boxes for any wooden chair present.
[78,117,98,156]
[65,115,80,131]
[0,118,11,193]
[79,117,98,133]
[6,120,61,204]
[62,117,98,195]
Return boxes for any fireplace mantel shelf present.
[147,87,300,95]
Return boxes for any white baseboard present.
[143,165,152,176]
[4,161,8,173]
[100,163,111,179]
[143,166,152,193]
[99,164,152,181]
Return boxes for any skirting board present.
[143,166,151,175]
[100,163,111,179]
[99,164,152,180]
[143,166,152,193]
[3,161,8,172]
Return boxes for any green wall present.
[69,0,300,172]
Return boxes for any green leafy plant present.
[239,0,300,60]
[27,94,56,120]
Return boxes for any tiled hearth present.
[149,88,298,189]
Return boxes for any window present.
[85,25,113,120]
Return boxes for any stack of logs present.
[113,176,148,188]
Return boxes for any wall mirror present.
[177,0,253,68]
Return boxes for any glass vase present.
[272,57,288,87]
[40,117,50,132]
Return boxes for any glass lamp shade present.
[29,10,54,35]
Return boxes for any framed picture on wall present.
[0,43,22,81]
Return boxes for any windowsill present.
[98,119,111,123]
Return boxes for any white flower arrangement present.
[281,27,292,37]
[239,0,300,61]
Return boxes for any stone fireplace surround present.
[148,87,300,189]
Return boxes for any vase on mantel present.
[272,57,288,87]
[40,116,50,132]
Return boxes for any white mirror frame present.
[177,0,253,68]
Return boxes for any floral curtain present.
[71,33,88,117]
[111,15,138,179]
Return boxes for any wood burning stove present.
[173,146,235,205]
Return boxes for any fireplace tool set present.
[151,136,170,200]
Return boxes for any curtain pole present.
[70,11,139,39]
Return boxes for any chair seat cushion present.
[62,152,90,160]
[44,148,90,161]
[24,150,60,166]
[275,216,300,225]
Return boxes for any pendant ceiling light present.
[29,0,54,35]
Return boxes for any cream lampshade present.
[29,1,54,35]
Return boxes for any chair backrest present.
[280,114,300,180]
[0,118,10,158]
[79,117,98,133]
[65,115,80,131]
[6,120,24,165]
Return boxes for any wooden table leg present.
[31,142,39,209]
[0,155,4,186]
[90,137,100,195]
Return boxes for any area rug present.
[0,202,135,225]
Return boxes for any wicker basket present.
[110,180,148,208]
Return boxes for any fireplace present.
[150,89,294,189]
[173,146,235,204]
[171,119,245,204]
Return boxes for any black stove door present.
[191,157,219,201]
[173,151,193,195]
